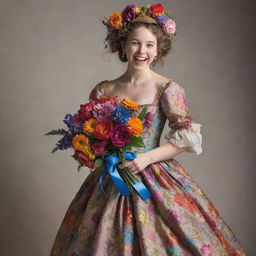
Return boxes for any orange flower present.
[83,118,98,134]
[95,120,114,140]
[127,117,143,137]
[72,134,89,152]
[208,201,219,218]
[124,206,133,223]
[174,193,198,213]
[167,232,179,246]
[121,98,139,111]
[109,12,122,29]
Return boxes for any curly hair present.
[105,22,174,66]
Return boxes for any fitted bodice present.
[89,78,203,156]
[137,104,167,153]
[97,79,173,153]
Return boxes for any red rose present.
[78,103,94,121]
[73,150,94,169]
[99,96,118,105]
[148,4,164,18]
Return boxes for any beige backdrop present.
[0,0,255,255]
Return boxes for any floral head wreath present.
[101,3,177,49]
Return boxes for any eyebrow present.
[129,39,156,44]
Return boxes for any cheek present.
[126,47,136,57]
[149,49,157,58]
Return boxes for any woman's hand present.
[118,152,151,175]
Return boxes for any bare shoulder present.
[98,79,116,96]
[153,74,171,88]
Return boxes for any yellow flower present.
[109,12,122,29]
[127,117,143,137]
[83,118,97,134]
[197,187,204,196]
[138,209,149,224]
[83,145,95,160]
[136,7,140,13]
[121,98,139,111]
[72,134,89,152]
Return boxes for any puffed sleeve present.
[160,81,202,155]
[88,80,106,101]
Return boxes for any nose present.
[138,43,146,54]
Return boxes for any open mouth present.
[134,56,148,61]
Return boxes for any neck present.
[121,64,155,85]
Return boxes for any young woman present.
[50,4,246,255]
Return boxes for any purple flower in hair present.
[122,4,137,22]
[155,14,169,24]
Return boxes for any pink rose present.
[91,140,108,155]
[162,19,176,35]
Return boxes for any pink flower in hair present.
[162,19,176,35]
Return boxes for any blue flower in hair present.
[156,14,169,24]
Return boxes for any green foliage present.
[94,158,104,169]
[138,106,148,120]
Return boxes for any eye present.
[147,44,154,48]
[131,41,138,45]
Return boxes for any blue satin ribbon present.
[97,152,152,201]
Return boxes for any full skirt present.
[50,159,247,256]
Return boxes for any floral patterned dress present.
[50,79,247,256]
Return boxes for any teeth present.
[135,57,147,61]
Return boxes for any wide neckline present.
[99,79,172,107]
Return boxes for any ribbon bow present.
[98,152,152,201]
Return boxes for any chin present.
[131,61,153,69]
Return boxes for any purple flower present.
[57,133,73,150]
[70,114,84,127]
[110,124,131,147]
[143,107,155,129]
[122,4,137,22]
[169,209,181,224]
[143,111,154,129]
[200,243,213,255]
[92,101,116,121]
[63,114,73,128]
[64,114,84,135]
[156,14,169,24]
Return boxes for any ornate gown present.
[50,79,247,256]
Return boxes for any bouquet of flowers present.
[45,95,154,200]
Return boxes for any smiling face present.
[123,26,158,69]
